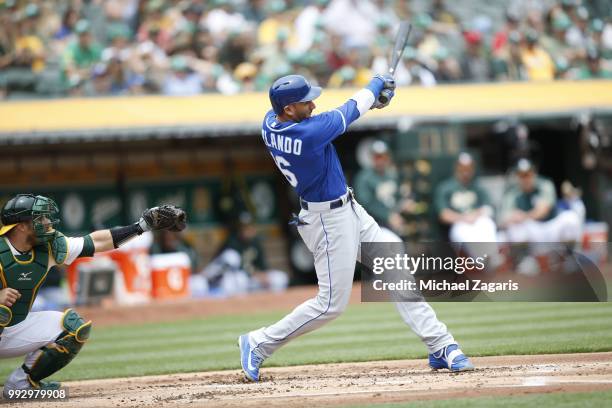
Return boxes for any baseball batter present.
[238,74,474,382]
[0,194,186,396]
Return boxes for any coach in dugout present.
[434,152,501,268]
[353,140,413,236]
[499,158,582,245]
[434,152,497,243]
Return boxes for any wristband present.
[110,223,144,248]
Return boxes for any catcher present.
[0,194,186,396]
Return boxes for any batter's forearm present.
[349,78,385,118]
[89,229,115,253]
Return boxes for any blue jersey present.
[261,100,361,202]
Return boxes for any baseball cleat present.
[429,344,474,372]
[238,334,264,382]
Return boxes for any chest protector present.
[0,237,49,326]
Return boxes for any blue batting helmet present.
[269,75,322,115]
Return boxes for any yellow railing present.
[1,80,611,134]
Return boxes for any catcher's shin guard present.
[24,309,92,386]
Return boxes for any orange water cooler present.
[150,252,191,299]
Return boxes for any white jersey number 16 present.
[272,155,298,187]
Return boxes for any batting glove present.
[371,89,394,109]
[373,73,396,91]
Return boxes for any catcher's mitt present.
[140,205,186,232]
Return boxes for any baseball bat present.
[378,21,412,104]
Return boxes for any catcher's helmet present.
[0,194,60,242]
[269,74,321,115]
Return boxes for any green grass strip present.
[0,302,610,382]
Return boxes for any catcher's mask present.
[0,194,60,243]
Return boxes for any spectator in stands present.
[129,39,169,93]
[428,0,459,29]
[354,140,416,235]
[162,55,202,96]
[492,31,527,81]
[432,47,462,83]
[370,0,400,31]
[328,45,371,88]
[460,30,492,82]
[294,0,329,53]
[322,0,376,48]
[136,0,173,52]
[414,13,442,66]
[521,29,555,81]
[243,0,268,24]
[201,212,288,296]
[324,32,349,73]
[393,47,436,87]
[258,28,292,84]
[233,61,259,92]
[569,47,612,79]
[101,24,133,64]
[3,0,612,99]
[207,0,250,43]
[567,6,590,49]
[587,18,612,60]
[54,6,80,41]
[540,12,577,67]
[257,0,294,48]
[219,28,255,71]
[493,10,521,55]
[63,20,102,90]
[13,4,46,73]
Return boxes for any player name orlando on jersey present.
[261,130,302,155]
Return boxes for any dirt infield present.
[8,352,612,408]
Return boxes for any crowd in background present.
[1,0,612,99]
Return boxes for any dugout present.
[1,80,611,283]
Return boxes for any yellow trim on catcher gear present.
[60,308,71,327]
[0,224,17,236]
[0,304,12,327]
[61,308,92,343]
[27,376,40,389]
[0,261,6,288]
[47,234,69,266]
[75,321,92,343]
[4,236,35,265]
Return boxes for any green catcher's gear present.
[0,304,11,336]
[50,231,68,265]
[0,194,60,244]
[24,309,92,386]
[26,379,61,390]
[0,238,50,326]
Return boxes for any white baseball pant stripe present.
[250,199,455,358]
